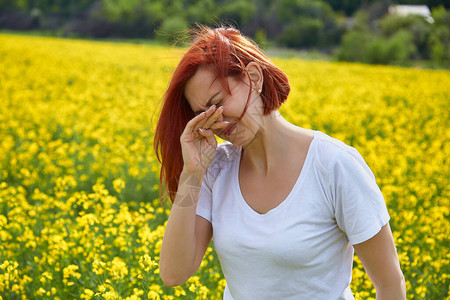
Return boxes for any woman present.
[154,26,406,299]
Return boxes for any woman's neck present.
[240,111,311,176]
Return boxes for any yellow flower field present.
[0,34,449,299]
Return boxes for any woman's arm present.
[159,170,213,287]
[159,105,225,287]
[353,223,406,300]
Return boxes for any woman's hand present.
[180,105,229,174]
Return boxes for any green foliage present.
[322,0,362,16]
[428,26,450,64]
[387,30,417,64]
[364,30,416,65]
[219,0,256,25]
[254,29,268,49]
[278,17,324,48]
[185,0,217,24]
[335,5,449,67]
[428,6,450,65]
[352,10,372,32]
[334,30,373,62]
[380,14,431,59]
[335,29,416,66]
[155,17,189,46]
[275,0,343,48]
[102,0,141,22]
[0,0,449,67]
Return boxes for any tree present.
[428,6,450,65]
[380,14,432,59]
[274,0,344,48]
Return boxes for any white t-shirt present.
[196,129,390,300]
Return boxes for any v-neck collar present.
[232,130,317,218]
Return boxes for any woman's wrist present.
[172,169,205,207]
[181,167,206,179]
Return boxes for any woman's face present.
[184,64,264,146]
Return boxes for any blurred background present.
[0,0,449,68]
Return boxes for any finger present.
[198,128,217,146]
[193,105,217,133]
[202,106,224,129]
[209,121,230,130]
[183,111,207,135]
[196,105,217,128]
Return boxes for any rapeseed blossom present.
[0,34,449,299]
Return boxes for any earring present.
[257,88,262,94]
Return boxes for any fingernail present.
[198,128,205,133]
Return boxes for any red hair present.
[154,25,290,203]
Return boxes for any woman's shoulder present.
[313,130,360,173]
[205,141,240,181]
[215,141,240,162]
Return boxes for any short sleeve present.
[196,171,212,223]
[330,147,390,245]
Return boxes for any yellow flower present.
[113,178,126,193]
[36,287,46,296]
[98,284,107,293]
[148,291,160,300]
[39,271,53,284]
[139,254,157,272]
[93,259,106,275]
[63,264,81,285]
[0,33,449,300]
[107,257,128,280]
[188,284,196,293]
[102,291,118,300]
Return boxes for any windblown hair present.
[154,25,290,203]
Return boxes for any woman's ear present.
[245,62,263,92]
